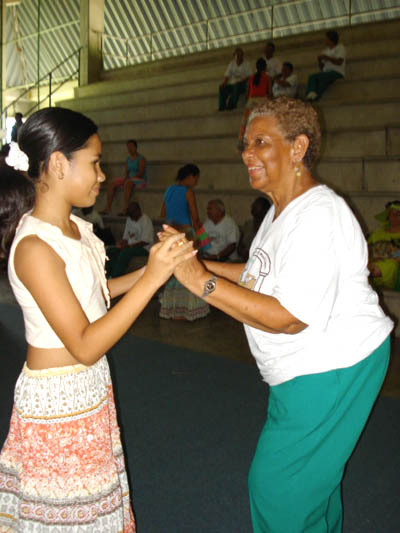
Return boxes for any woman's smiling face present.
[242,115,293,196]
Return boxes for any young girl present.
[0,107,195,532]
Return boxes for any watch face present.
[202,276,217,298]
[206,280,216,291]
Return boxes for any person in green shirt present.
[368,201,400,289]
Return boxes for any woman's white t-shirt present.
[240,185,393,385]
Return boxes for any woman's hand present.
[174,252,207,291]
[158,225,207,291]
[143,232,197,288]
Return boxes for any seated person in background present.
[219,47,252,111]
[238,58,272,148]
[248,58,273,100]
[202,199,240,262]
[306,30,346,101]
[272,62,298,98]
[368,201,400,290]
[102,139,147,216]
[106,201,153,278]
[238,196,271,261]
[262,41,282,79]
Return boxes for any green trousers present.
[248,337,390,533]
[306,71,343,99]
[218,80,247,110]
[106,245,148,278]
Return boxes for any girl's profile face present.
[63,133,105,208]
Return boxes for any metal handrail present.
[1,47,81,129]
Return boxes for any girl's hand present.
[157,224,180,242]
[143,232,196,288]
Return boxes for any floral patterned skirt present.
[0,356,135,532]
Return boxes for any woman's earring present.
[294,165,302,177]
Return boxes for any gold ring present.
[177,239,184,247]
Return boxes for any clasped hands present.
[156,225,207,291]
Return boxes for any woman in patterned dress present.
[0,107,195,532]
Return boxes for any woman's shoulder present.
[288,185,354,227]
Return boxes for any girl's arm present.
[186,189,202,232]
[135,157,146,178]
[14,233,195,366]
[107,266,145,298]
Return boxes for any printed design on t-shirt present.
[239,247,271,292]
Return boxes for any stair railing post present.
[78,47,81,86]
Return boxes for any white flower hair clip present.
[6,141,29,172]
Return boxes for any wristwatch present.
[201,275,218,299]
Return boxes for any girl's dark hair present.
[0,167,35,260]
[127,139,137,147]
[18,107,98,180]
[176,163,200,181]
[253,58,267,87]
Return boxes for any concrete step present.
[99,124,399,165]
[319,100,400,130]
[94,183,400,236]
[74,43,400,103]
[321,126,399,158]
[321,77,400,103]
[60,74,400,122]
[94,99,400,144]
[60,78,219,113]
[98,113,240,143]
[102,156,400,198]
[74,96,218,125]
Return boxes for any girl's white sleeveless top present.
[8,212,110,348]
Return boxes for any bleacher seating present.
[58,18,400,332]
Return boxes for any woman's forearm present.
[202,260,245,283]
[182,270,306,334]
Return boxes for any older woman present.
[162,97,393,532]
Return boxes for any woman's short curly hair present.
[247,96,321,170]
